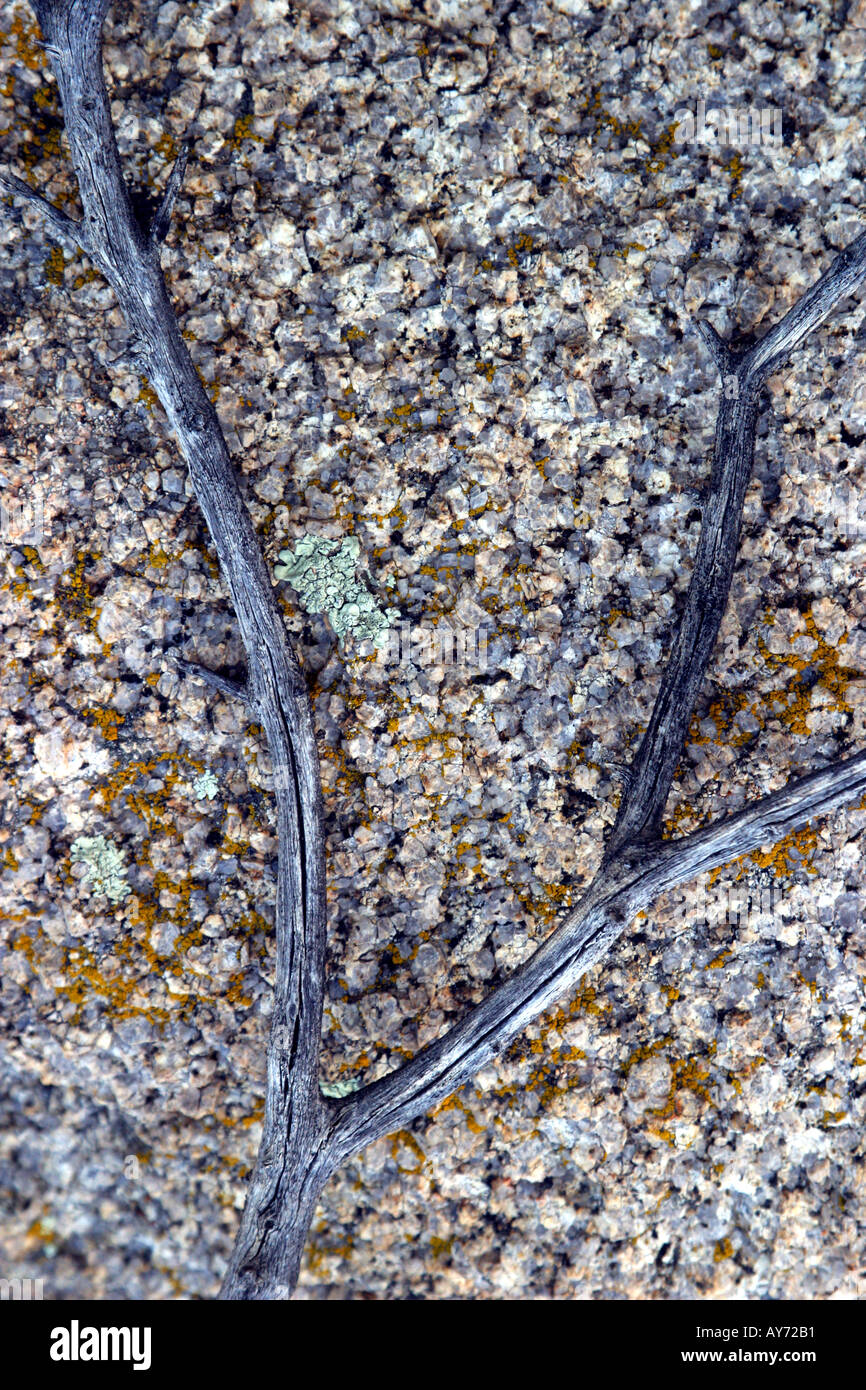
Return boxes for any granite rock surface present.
[1,0,866,1299]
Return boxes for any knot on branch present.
[181,406,208,432]
[607,759,634,792]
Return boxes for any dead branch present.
[2,0,330,1299]
[2,0,866,1301]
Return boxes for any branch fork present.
[169,654,256,710]
[0,125,190,269]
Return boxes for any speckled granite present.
[1,0,866,1299]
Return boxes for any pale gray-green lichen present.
[274,534,398,648]
[193,770,219,801]
[319,1078,362,1098]
[70,834,131,904]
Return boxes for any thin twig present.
[0,169,95,259]
[170,654,255,708]
[605,232,866,857]
[3,0,330,1299]
[149,137,190,246]
[329,748,866,1160]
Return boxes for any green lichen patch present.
[274,534,398,648]
[193,770,219,801]
[70,834,131,904]
[319,1077,361,1098]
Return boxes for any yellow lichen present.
[388,1129,427,1174]
[44,245,65,286]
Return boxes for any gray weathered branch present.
[4,0,865,1302]
[329,749,866,1161]
[604,235,866,857]
[1,0,330,1300]
[327,231,866,1261]
[170,653,255,708]
[150,137,190,246]
[0,168,95,258]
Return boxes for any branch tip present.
[695,317,732,372]
[0,169,95,259]
[170,654,253,705]
[150,138,192,245]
